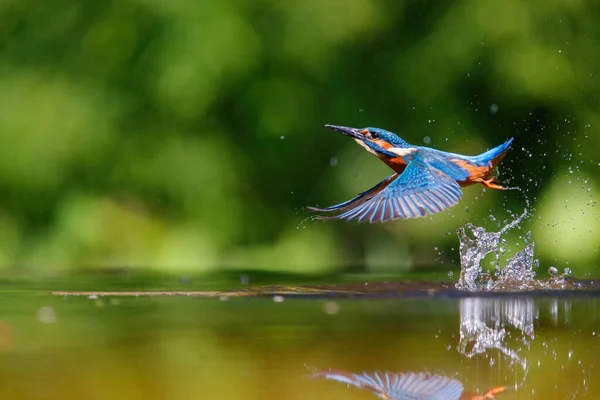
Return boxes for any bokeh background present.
[0,0,599,277]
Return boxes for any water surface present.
[0,280,597,400]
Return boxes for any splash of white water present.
[455,208,572,291]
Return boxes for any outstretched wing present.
[309,153,464,223]
[307,173,399,213]
[311,370,464,400]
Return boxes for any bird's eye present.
[370,131,380,139]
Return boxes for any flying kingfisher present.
[311,370,507,400]
[308,125,514,223]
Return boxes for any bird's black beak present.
[325,124,365,141]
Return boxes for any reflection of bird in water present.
[311,370,506,400]
[309,125,513,223]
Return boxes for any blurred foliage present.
[0,0,599,275]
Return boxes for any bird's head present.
[324,124,411,158]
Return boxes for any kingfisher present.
[311,370,507,400]
[308,125,513,223]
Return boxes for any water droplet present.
[490,104,499,114]
[329,157,338,167]
[423,136,431,144]
[324,301,340,315]
[280,136,285,140]
[37,306,57,324]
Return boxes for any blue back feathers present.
[419,150,471,182]
[467,137,514,166]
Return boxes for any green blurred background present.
[0,0,598,277]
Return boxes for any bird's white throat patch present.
[389,147,417,157]
[354,140,416,158]
[354,138,378,156]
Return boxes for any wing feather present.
[311,370,464,399]
[307,173,399,214]
[309,151,464,223]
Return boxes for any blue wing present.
[311,370,464,400]
[307,173,399,213]
[310,152,464,223]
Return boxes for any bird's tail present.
[470,137,514,167]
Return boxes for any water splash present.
[296,215,313,230]
[455,207,572,291]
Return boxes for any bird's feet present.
[471,386,506,399]
[480,177,506,190]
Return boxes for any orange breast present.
[380,155,407,174]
